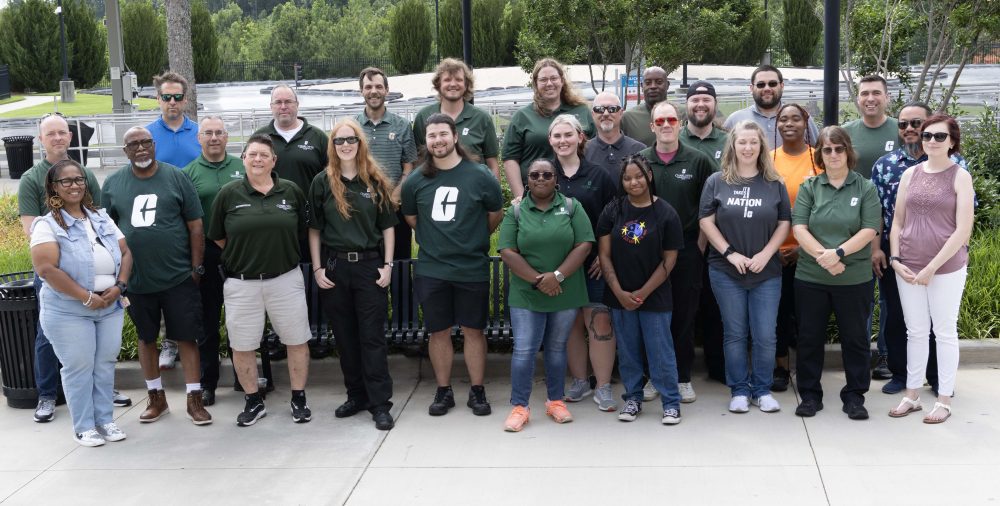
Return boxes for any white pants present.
[223,268,312,351]
[895,267,967,396]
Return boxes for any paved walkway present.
[0,96,52,115]
[1,353,998,505]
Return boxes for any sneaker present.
[96,422,127,442]
[112,390,132,407]
[618,399,641,422]
[140,389,169,423]
[545,400,573,423]
[642,381,659,401]
[504,406,530,432]
[564,378,592,402]
[186,390,213,425]
[74,429,105,447]
[843,402,870,420]
[237,395,267,427]
[872,354,891,380]
[882,378,905,394]
[467,385,492,416]
[728,395,750,413]
[661,408,682,425]
[33,399,56,423]
[372,410,394,430]
[679,382,697,403]
[290,396,312,423]
[772,367,790,392]
[795,399,824,417]
[593,383,617,412]
[158,340,178,370]
[428,386,455,416]
[752,394,781,413]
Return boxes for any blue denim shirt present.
[34,208,123,301]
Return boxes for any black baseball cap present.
[686,81,716,99]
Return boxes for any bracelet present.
[82,291,94,307]
[313,267,322,273]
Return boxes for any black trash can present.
[3,135,35,180]
[0,272,41,408]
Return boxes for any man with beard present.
[679,81,726,170]
[584,91,646,176]
[355,67,418,260]
[413,58,499,178]
[724,65,818,149]
[101,127,212,426]
[146,72,200,168]
[401,114,503,417]
[843,75,900,179]
[622,66,669,147]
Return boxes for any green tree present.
[782,0,822,66]
[0,0,61,91]
[64,0,108,89]
[122,0,167,86]
[263,2,317,62]
[500,0,523,66]
[515,0,589,72]
[438,0,509,67]
[389,0,432,74]
[192,0,220,82]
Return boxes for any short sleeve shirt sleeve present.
[792,179,815,226]
[698,173,720,219]
[595,201,616,237]
[859,180,881,230]
[777,182,792,221]
[399,125,418,164]
[481,169,503,212]
[660,203,685,251]
[568,200,595,244]
[496,206,519,251]
[206,186,229,241]
[501,111,526,162]
[307,175,326,230]
[178,171,204,221]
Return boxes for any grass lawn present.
[0,93,158,118]
[0,96,26,106]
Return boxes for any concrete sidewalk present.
[1,353,998,505]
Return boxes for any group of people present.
[20,59,974,446]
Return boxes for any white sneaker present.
[678,382,697,403]
[74,429,106,447]
[729,395,750,413]
[96,422,127,442]
[158,340,178,370]
[753,394,781,413]
[642,380,659,401]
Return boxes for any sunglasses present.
[527,171,555,181]
[921,132,950,142]
[653,117,680,127]
[754,80,781,89]
[55,176,86,188]
[332,136,360,145]
[898,119,924,130]
[160,93,185,102]
[593,105,622,114]
[124,139,154,151]
[821,146,847,155]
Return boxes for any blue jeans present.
[38,291,124,434]
[509,307,578,406]
[612,309,680,410]
[709,267,781,398]
[33,275,60,400]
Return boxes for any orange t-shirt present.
[772,147,820,251]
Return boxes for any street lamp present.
[55,0,75,103]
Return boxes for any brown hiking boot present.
[139,389,169,423]
[187,390,213,425]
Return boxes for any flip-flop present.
[888,396,922,418]
[923,402,952,424]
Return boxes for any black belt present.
[333,250,381,262]
[225,270,282,280]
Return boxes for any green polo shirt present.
[501,102,596,182]
[413,101,499,162]
[253,118,328,195]
[792,171,881,286]
[182,154,245,226]
[208,172,306,277]
[356,110,418,185]
[843,117,900,179]
[621,102,655,147]
[641,144,715,244]
[679,125,726,171]
[18,159,102,217]
[307,172,398,252]
[497,192,593,312]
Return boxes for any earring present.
[47,195,63,209]
[555,183,561,191]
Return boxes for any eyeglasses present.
[653,117,680,127]
[271,100,297,107]
[821,146,847,155]
[200,130,227,138]
[754,80,780,89]
[55,176,86,188]
[244,151,273,160]
[124,139,154,151]
[527,171,555,181]
[593,105,622,114]
[42,112,66,119]
[333,136,360,145]
[537,77,561,85]
[898,119,924,130]
[921,132,950,142]
[160,94,185,102]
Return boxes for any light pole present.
[56,0,75,103]
[435,0,440,62]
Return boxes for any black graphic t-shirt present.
[596,198,684,312]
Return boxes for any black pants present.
[669,247,702,383]
[199,240,226,391]
[878,240,938,386]
[393,210,412,260]
[697,258,725,381]
[795,278,874,406]
[320,256,393,412]
[775,262,798,359]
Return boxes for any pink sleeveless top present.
[898,163,967,274]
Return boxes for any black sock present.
[292,390,306,400]
[245,392,262,404]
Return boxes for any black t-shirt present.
[554,158,617,265]
[596,198,685,312]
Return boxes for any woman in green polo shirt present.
[498,159,594,432]
[791,126,880,421]
[308,119,398,431]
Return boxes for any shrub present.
[191,0,220,82]
[122,0,167,86]
[965,103,1000,230]
[388,0,432,74]
[782,0,822,66]
[64,0,109,89]
[960,228,1000,339]
[0,0,61,92]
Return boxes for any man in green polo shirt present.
[679,80,726,170]
[621,66,669,147]
[253,85,329,196]
[843,75,900,179]
[640,101,715,404]
[414,58,499,179]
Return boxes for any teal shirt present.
[182,154,245,226]
[843,117,900,179]
[502,102,596,183]
[413,101,499,161]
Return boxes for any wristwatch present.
[723,246,736,257]
[553,270,565,283]
[115,280,127,294]
[193,265,206,276]
[835,247,845,258]
[888,256,901,265]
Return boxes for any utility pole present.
[461,0,473,103]
[823,0,840,126]
[106,0,135,114]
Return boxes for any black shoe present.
[201,389,216,406]
[843,403,869,420]
[335,398,366,418]
[428,386,455,416]
[237,395,266,427]
[467,385,491,416]
[772,367,790,392]
[881,378,905,394]
[308,339,331,359]
[373,410,395,430]
[290,395,311,423]
[795,399,824,417]
[872,354,891,380]
[268,343,287,361]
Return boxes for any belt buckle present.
[347,252,359,262]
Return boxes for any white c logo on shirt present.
[431,186,459,221]
[131,194,158,227]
